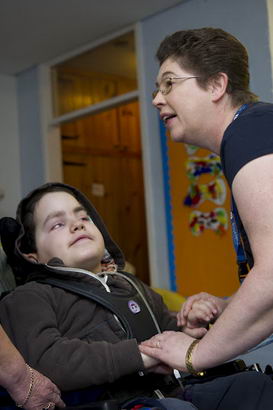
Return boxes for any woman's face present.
[153,58,214,149]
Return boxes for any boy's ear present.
[22,253,39,263]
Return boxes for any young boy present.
[0,182,272,410]
[0,182,195,410]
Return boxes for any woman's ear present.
[209,72,229,102]
[22,253,39,263]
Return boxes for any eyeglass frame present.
[152,76,200,99]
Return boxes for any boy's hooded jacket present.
[1,182,125,280]
[0,183,178,399]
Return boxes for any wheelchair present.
[0,245,273,410]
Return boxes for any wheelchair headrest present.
[0,217,20,259]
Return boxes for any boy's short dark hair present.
[156,27,258,106]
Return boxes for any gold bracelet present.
[185,340,205,377]
[16,364,35,408]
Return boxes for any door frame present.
[38,23,171,289]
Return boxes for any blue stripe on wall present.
[159,118,177,291]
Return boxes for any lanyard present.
[233,103,249,120]
[230,104,250,282]
[230,197,249,282]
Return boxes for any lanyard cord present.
[230,103,251,282]
[232,103,249,121]
[230,197,250,282]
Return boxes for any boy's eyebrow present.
[73,206,87,215]
[42,206,87,227]
[43,211,65,227]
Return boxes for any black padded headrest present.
[0,217,21,259]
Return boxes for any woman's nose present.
[152,91,166,108]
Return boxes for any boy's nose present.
[71,220,85,232]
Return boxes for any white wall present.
[17,67,46,196]
[0,74,21,217]
[16,66,62,196]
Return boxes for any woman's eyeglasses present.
[152,76,199,99]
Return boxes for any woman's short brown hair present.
[156,27,258,106]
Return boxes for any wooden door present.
[61,101,150,284]
[117,101,141,153]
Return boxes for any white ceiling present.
[0,0,182,75]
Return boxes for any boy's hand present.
[181,300,217,338]
[177,292,228,337]
[140,352,172,374]
[141,352,159,369]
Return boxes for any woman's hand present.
[140,331,196,372]
[7,366,65,410]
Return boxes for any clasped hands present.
[140,292,228,372]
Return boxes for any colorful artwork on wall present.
[189,207,228,236]
[185,154,223,182]
[160,122,238,296]
[184,179,226,207]
[185,144,199,156]
[184,147,228,236]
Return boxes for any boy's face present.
[28,191,105,273]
